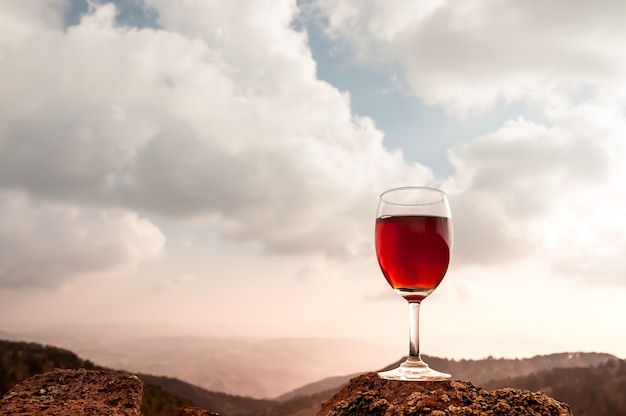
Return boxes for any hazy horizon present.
[1,325,621,399]
[1,323,623,362]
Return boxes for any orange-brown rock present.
[318,372,573,416]
[0,368,143,415]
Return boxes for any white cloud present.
[3,0,625,293]
[1,1,625,361]
[295,259,341,284]
[310,0,445,54]
[0,191,165,289]
[0,0,66,49]
[311,0,626,285]
[446,104,626,282]
[0,0,433,281]
[314,0,626,114]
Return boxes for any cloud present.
[0,191,165,289]
[446,104,626,282]
[0,0,433,272]
[313,0,626,114]
[309,0,446,51]
[3,0,625,292]
[310,1,626,283]
[295,260,341,284]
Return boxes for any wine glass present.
[375,186,452,381]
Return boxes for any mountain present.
[0,339,97,393]
[0,339,193,415]
[261,352,620,416]
[3,336,625,416]
[484,358,626,416]
[254,356,626,416]
[0,329,398,399]
[138,373,274,416]
[261,387,342,416]
[381,352,618,386]
[0,338,367,416]
[275,352,617,402]
[275,373,357,402]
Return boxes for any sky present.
[1,0,625,361]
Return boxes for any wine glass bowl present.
[375,186,452,381]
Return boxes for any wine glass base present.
[378,359,451,381]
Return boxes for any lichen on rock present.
[318,372,573,416]
[0,368,144,416]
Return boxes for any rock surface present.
[318,372,573,416]
[0,368,144,415]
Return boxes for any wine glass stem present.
[408,301,422,364]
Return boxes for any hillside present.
[263,352,620,416]
[484,358,626,416]
[2,338,625,416]
[276,352,618,398]
[275,373,358,402]
[0,330,397,399]
[138,373,274,416]
[0,339,266,416]
[380,352,617,386]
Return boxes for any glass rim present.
[379,186,448,207]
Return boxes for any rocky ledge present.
[1,368,574,416]
[0,368,144,416]
[0,368,219,416]
[318,372,573,416]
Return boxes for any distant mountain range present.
[1,337,625,416]
[483,359,626,416]
[0,329,398,399]
[381,351,618,385]
[269,352,621,416]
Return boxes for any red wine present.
[375,215,451,294]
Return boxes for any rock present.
[318,372,573,416]
[0,368,144,416]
